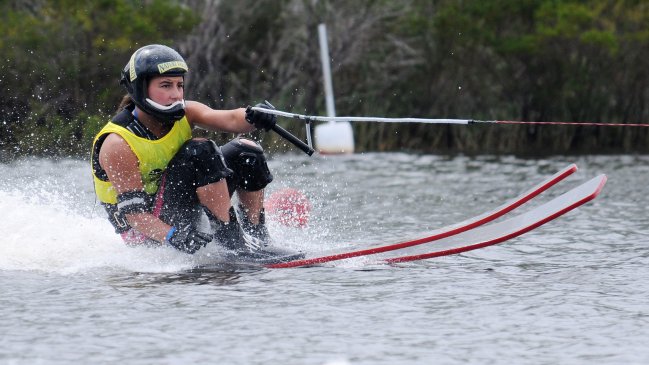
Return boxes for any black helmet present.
[119,44,188,124]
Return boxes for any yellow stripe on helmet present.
[157,61,188,74]
[129,52,137,81]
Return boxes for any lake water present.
[1,153,648,364]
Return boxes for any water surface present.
[1,153,648,364]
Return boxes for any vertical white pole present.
[315,23,355,154]
[318,23,336,118]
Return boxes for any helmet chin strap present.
[145,98,186,111]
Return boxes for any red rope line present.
[493,120,649,127]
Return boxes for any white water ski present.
[381,174,606,264]
[267,164,578,269]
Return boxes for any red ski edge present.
[267,164,578,269]
[384,175,606,264]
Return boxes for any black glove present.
[166,224,212,254]
[245,102,277,131]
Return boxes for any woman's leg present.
[221,137,274,240]
[237,189,264,224]
[159,138,233,227]
[196,179,232,222]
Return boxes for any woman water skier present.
[91,44,285,257]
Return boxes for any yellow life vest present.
[91,115,192,204]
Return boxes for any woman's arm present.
[99,133,171,243]
[185,100,255,133]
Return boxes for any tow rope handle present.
[262,100,315,156]
[271,123,315,156]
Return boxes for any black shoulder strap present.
[112,104,135,128]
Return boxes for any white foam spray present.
[0,187,331,274]
[0,189,201,274]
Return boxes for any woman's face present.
[147,75,184,106]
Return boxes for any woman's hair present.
[116,94,133,113]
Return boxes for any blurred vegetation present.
[1,0,648,159]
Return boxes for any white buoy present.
[315,121,355,154]
[315,23,355,154]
